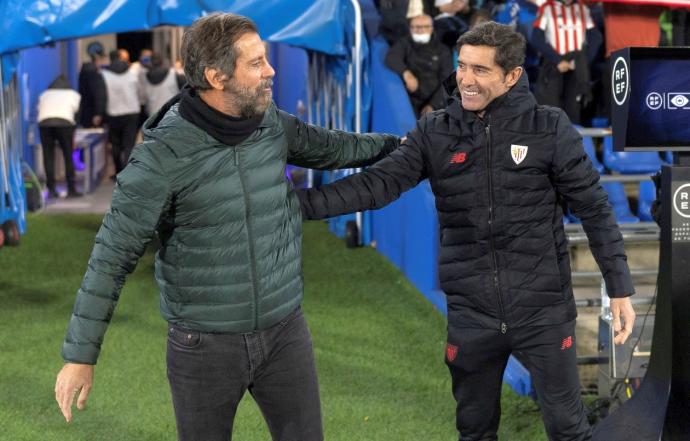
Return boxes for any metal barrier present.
[0,64,27,241]
[565,222,660,245]
[305,0,365,245]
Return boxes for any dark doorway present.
[116,31,153,62]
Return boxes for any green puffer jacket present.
[62,101,398,364]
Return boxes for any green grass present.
[0,214,545,440]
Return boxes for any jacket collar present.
[142,93,276,149]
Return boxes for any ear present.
[204,67,228,91]
[505,66,523,88]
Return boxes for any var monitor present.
[611,47,690,152]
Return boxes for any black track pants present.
[445,320,591,440]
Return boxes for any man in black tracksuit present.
[297,22,636,440]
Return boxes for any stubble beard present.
[223,77,273,118]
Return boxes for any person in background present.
[132,48,155,128]
[469,8,492,28]
[117,49,131,66]
[140,53,185,117]
[385,14,454,116]
[376,0,436,45]
[37,75,83,199]
[531,0,602,124]
[601,3,662,119]
[297,22,635,440]
[77,41,106,128]
[135,49,153,74]
[101,49,142,177]
[433,0,472,49]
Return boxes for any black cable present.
[619,280,658,397]
[586,278,658,421]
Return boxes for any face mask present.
[411,33,431,44]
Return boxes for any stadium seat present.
[582,136,605,174]
[602,182,640,223]
[638,180,657,222]
[590,117,609,128]
[602,136,663,174]
[664,151,674,164]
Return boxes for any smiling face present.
[456,44,522,117]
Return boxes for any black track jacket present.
[298,73,634,332]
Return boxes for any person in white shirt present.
[101,49,142,176]
[140,53,185,117]
[37,75,82,199]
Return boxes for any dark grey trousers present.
[166,307,323,441]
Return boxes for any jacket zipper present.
[485,123,508,334]
[236,148,260,329]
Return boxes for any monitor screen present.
[627,59,690,148]
[611,47,690,151]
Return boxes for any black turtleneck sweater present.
[178,85,263,146]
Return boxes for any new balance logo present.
[446,343,458,362]
[561,336,573,350]
[450,152,467,164]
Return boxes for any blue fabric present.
[0,0,355,83]
[0,0,348,56]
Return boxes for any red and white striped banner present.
[594,0,690,8]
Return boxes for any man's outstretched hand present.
[55,363,94,422]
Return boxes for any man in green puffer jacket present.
[54,13,399,441]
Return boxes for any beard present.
[222,77,273,118]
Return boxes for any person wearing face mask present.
[297,22,635,440]
[385,14,454,116]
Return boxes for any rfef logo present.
[646,92,663,110]
[612,57,629,106]
[673,183,690,218]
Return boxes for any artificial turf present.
[0,214,545,440]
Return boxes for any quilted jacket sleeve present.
[61,143,172,364]
[551,112,634,298]
[296,119,429,220]
[279,110,400,170]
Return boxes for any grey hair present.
[180,13,258,90]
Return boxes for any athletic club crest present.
[510,144,528,165]
[446,343,458,362]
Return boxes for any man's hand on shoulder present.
[610,297,636,345]
[55,363,94,422]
